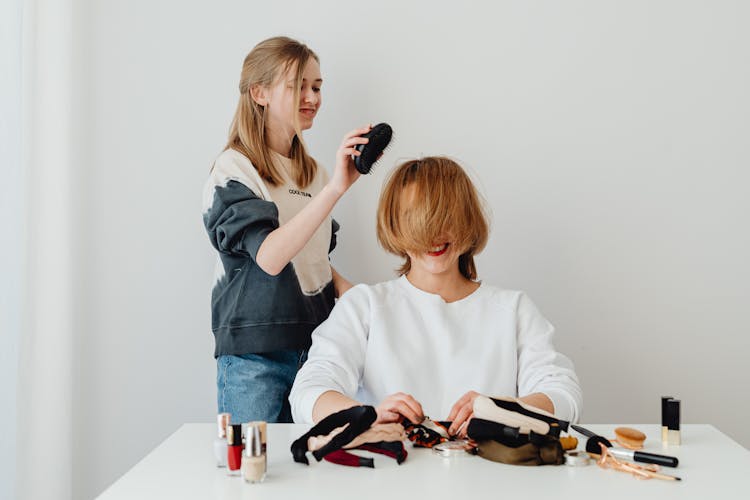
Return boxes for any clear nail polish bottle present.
[242,424,266,483]
[213,413,230,467]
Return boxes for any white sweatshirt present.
[290,276,583,424]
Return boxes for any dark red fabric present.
[323,449,374,468]
[322,441,407,468]
[357,441,408,464]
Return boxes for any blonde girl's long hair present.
[376,157,489,280]
[225,36,319,188]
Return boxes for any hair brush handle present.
[353,122,393,174]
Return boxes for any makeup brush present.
[571,424,679,468]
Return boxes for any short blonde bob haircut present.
[377,156,489,280]
[225,36,319,188]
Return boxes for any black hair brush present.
[353,122,393,174]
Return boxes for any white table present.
[97,424,749,499]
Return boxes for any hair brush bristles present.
[354,123,393,174]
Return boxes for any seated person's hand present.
[447,390,481,437]
[375,392,424,424]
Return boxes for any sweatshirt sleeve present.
[289,285,370,424]
[203,179,279,260]
[515,293,583,423]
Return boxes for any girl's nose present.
[302,89,317,105]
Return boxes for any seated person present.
[289,156,582,435]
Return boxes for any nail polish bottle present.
[243,421,267,472]
[226,424,243,475]
[242,424,266,483]
[213,413,231,467]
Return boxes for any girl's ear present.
[250,84,268,106]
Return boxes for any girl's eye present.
[312,87,321,93]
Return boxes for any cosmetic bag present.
[466,395,570,466]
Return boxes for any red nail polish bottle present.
[226,424,243,475]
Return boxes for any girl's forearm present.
[255,184,341,276]
[312,390,361,424]
[518,392,554,414]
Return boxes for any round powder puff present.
[614,427,646,450]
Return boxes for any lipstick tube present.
[661,396,672,443]
[664,398,681,445]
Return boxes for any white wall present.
[71,1,749,497]
[1,2,22,499]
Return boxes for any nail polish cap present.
[217,413,231,439]
[244,425,263,457]
[243,421,267,443]
[227,424,243,446]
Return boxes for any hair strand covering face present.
[376,157,489,280]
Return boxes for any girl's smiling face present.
[399,184,463,279]
[405,234,461,278]
[260,57,322,139]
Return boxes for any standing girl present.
[202,36,369,423]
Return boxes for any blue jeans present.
[217,350,307,423]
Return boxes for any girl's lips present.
[427,243,449,257]
[299,108,316,116]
